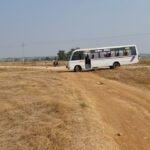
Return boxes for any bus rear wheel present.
[111,62,120,69]
[74,65,82,72]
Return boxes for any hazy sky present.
[0,0,150,58]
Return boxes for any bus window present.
[123,50,128,56]
[91,52,99,59]
[100,51,104,58]
[116,50,119,56]
[128,49,132,56]
[119,49,124,56]
[110,48,119,57]
[131,46,137,55]
[124,47,130,56]
[124,46,136,56]
[98,52,101,58]
[90,50,95,59]
[71,51,84,60]
[91,54,94,59]
[95,52,99,59]
[90,50,95,53]
[111,48,124,57]
[111,50,115,57]
[90,50,99,59]
[104,51,111,57]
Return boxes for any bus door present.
[70,51,85,69]
[84,53,91,69]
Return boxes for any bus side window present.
[119,50,124,56]
[93,52,99,59]
[115,50,119,56]
[107,52,111,57]
[91,54,94,59]
[104,51,110,57]
[104,52,107,57]
[131,47,137,55]
[100,52,104,58]
[123,50,128,56]
[128,49,132,56]
[111,50,115,57]
[90,51,100,59]
[98,52,101,58]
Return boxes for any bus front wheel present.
[74,65,82,72]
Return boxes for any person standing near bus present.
[85,54,91,69]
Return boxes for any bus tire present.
[74,65,82,72]
[112,62,120,69]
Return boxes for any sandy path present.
[61,71,150,150]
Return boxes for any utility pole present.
[21,43,25,64]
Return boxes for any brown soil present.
[0,66,149,150]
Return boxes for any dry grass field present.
[0,60,66,67]
[95,67,150,89]
[0,62,150,150]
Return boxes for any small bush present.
[80,102,88,108]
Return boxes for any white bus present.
[66,45,139,72]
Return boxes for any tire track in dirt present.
[62,71,150,150]
[59,72,120,150]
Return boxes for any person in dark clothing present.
[53,57,58,67]
[85,54,91,69]
[85,54,89,63]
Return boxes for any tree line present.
[57,47,80,60]
[0,48,80,62]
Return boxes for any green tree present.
[45,56,51,61]
[66,47,80,60]
[57,50,66,60]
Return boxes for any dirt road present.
[0,65,66,71]
[0,67,149,150]
[0,65,150,71]
[65,72,150,150]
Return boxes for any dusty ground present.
[0,60,66,67]
[139,58,150,66]
[0,65,150,150]
[0,57,149,67]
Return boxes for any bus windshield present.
[71,51,84,60]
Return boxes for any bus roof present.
[73,44,137,52]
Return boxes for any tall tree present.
[57,50,66,60]
[66,47,80,60]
